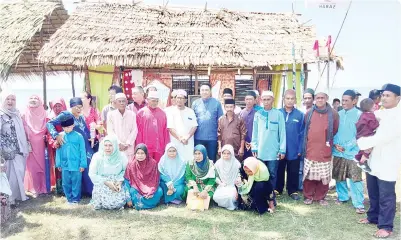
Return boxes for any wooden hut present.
[0,0,69,104]
[39,2,317,109]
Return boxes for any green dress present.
[183,160,216,200]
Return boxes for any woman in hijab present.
[124,144,162,210]
[237,157,275,214]
[183,145,216,206]
[46,98,67,194]
[22,95,48,197]
[47,97,94,196]
[158,143,186,204]
[213,144,241,210]
[89,135,128,210]
[0,92,30,205]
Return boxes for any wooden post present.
[40,29,47,109]
[304,63,308,90]
[71,69,76,97]
[84,64,91,93]
[194,66,199,95]
[252,68,257,90]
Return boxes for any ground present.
[1,188,400,240]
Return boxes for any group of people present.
[1,82,400,238]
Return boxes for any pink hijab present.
[24,95,47,134]
[48,98,67,120]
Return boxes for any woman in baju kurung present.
[89,135,128,210]
[81,91,102,152]
[158,143,186,204]
[46,98,67,194]
[183,145,217,207]
[237,157,275,214]
[124,144,163,210]
[47,97,94,196]
[213,144,241,210]
[0,92,30,205]
[22,95,48,196]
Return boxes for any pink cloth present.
[136,106,170,161]
[23,95,47,194]
[83,107,101,130]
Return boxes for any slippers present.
[358,218,375,225]
[356,208,366,214]
[304,199,313,205]
[319,200,329,206]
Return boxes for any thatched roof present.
[0,0,69,79]
[39,3,317,69]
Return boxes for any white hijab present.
[215,144,241,185]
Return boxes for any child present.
[56,111,87,204]
[355,98,380,172]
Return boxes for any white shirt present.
[166,106,198,161]
[357,103,401,182]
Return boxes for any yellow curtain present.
[89,65,114,111]
[271,65,283,108]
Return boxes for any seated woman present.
[89,136,128,210]
[237,157,275,214]
[124,144,163,210]
[158,143,186,204]
[213,145,241,210]
[183,145,216,210]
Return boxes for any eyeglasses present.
[74,106,83,110]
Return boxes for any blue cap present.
[58,111,74,127]
[343,89,357,98]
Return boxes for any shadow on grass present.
[1,214,42,238]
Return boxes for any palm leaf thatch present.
[0,0,68,79]
[39,2,316,68]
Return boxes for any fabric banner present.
[122,70,134,100]
[89,65,114,111]
[210,73,235,100]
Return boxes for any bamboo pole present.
[194,66,199,95]
[252,68,257,89]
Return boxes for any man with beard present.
[218,99,246,160]
[303,92,339,206]
[107,93,138,160]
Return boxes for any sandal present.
[356,208,366,214]
[335,199,347,205]
[358,218,375,225]
[304,198,313,205]
[374,229,392,238]
[319,200,329,206]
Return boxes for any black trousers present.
[366,173,396,232]
[276,158,300,196]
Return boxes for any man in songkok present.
[276,89,304,200]
[357,83,401,239]
[251,90,286,197]
[303,91,339,206]
[192,83,224,162]
[239,91,261,159]
[136,91,170,162]
[107,93,138,160]
[218,99,246,160]
[166,89,198,161]
[221,88,241,115]
[332,90,365,213]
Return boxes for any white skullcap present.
[261,91,274,98]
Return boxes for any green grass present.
[1,189,400,240]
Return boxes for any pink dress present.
[83,107,101,130]
[23,96,48,194]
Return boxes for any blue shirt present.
[280,108,305,160]
[251,108,286,161]
[56,131,87,171]
[192,97,223,141]
[333,107,361,160]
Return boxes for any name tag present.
[293,119,299,122]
